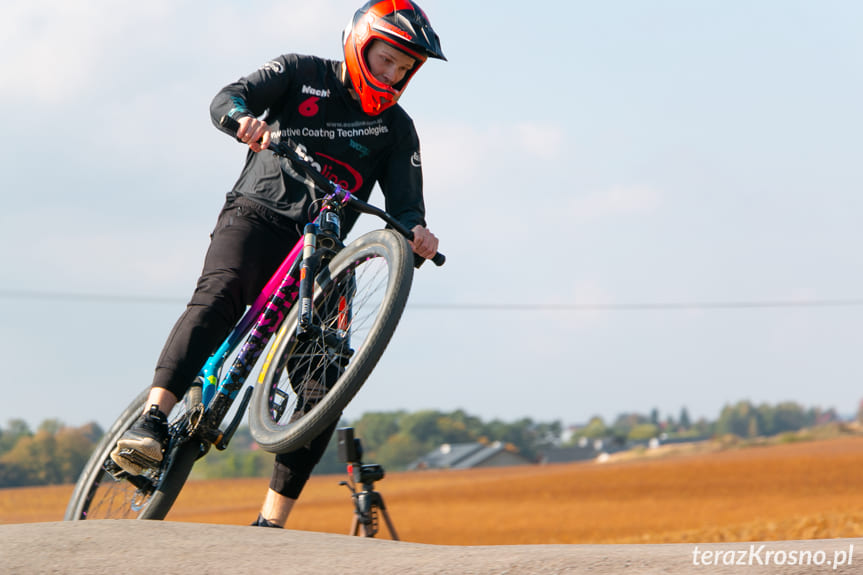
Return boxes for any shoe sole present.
[110,438,164,476]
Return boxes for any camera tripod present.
[340,469,399,540]
[336,427,399,540]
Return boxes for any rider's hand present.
[410,225,439,260]
[236,116,270,152]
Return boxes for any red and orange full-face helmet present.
[343,0,446,116]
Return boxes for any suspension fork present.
[297,206,342,338]
[297,222,318,334]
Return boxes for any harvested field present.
[3,436,863,545]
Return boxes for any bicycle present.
[64,116,444,521]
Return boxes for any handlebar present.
[218,115,445,267]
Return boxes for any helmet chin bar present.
[348,39,424,115]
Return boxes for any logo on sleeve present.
[410,152,422,167]
[259,60,284,74]
[349,139,371,158]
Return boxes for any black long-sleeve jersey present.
[210,54,427,237]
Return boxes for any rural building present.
[537,434,711,464]
[408,441,532,470]
[537,445,601,464]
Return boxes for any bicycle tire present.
[137,436,202,520]
[249,229,413,453]
[64,387,203,521]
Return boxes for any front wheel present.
[249,229,414,453]
[64,387,204,520]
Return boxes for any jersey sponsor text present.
[277,125,389,141]
[301,85,332,98]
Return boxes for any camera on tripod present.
[337,427,385,485]
[337,427,398,539]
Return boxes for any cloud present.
[0,0,357,107]
[417,120,567,203]
[0,1,176,104]
[531,279,617,335]
[513,123,565,158]
[2,205,208,294]
[415,121,661,230]
[567,185,662,223]
[409,121,570,277]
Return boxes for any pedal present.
[270,386,291,421]
[114,448,162,472]
[104,457,129,479]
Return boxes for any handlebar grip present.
[431,252,446,266]
[219,115,244,139]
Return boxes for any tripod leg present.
[377,496,399,541]
[380,508,399,541]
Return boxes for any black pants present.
[153,197,335,498]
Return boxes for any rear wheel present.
[64,387,204,520]
[249,229,413,453]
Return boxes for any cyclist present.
[110,0,445,528]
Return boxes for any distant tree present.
[679,407,691,430]
[38,419,64,435]
[531,421,563,447]
[715,401,764,438]
[714,400,822,439]
[193,446,272,479]
[480,417,560,461]
[0,461,30,488]
[747,416,760,438]
[399,410,448,446]
[611,413,647,438]
[1,428,59,484]
[628,423,659,441]
[693,417,713,437]
[353,412,403,452]
[374,432,429,469]
[0,420,103,487]
[434,414,477,445]
[767,402,809,435]
[54,424,103,482]
[0,419,32,455]
[314,436,347,475]
[580,416,608,439]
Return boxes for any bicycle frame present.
[199,238,302,405]
[193,192,348,448]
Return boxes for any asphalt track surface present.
[1,521,860,574]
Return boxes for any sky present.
[1,0,862,432]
